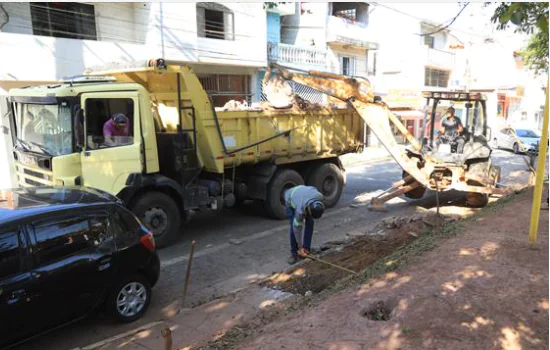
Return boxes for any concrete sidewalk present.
[78,287,294,350]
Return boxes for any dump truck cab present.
[9,77,157,191]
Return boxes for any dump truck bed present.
[93,64,363,174]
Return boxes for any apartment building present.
[0,2,267,104]
[0,2,268,188]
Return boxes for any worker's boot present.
[287,254,301,265]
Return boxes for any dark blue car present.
[0,187,160,349]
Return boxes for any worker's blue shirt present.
[284,185,323,245]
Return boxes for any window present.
[198,74,251,106]
[34,216,110,265]
[341,56,356,76]
[111,206,141,246]
[197,3,235,40]
[331,3,369,24]
[30,2,97,40]
[424,35,435,49]
[34,218,90,265]
[424,68,450,88]
[367,51,377,76]
[0,230,22,279]
[84,98,134,149]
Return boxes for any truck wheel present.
[402,171,426,199]
[307,163,344,208]
[265,169,304,219]
[132,192,181,248]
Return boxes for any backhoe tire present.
[131,192,181,249]
[265,169,304,220]
[465,162,490,208]
[307,163,344,208]
[402,171,426,199]
[465,192,489,207]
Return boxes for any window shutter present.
[196,7,205,37]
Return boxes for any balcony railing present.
[426,47,455,69]
[267,42,327,69]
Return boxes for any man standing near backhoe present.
[284,185,325,265]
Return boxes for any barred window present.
[30,2,97,40]
[424,68,450,88]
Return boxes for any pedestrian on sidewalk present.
[284,185,325,265]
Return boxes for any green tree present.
[491,2,549,75]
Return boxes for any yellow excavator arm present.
[267,64,429,187]
[266,64,504,210]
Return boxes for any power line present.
[419,3,470,36]
[3,23,267,65]
[7,3,264,40]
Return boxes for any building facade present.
[0,2,268,189]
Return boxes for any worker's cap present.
[113,113,129,125]
[308,200,325,219]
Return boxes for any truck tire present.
[131,192,181,249]
[402,171,426,199]
[265,169,304,219]
[307,163,344,208]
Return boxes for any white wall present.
[0,2,267,93]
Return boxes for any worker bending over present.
[284,185,325,265]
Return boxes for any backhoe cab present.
[266,64,503,210]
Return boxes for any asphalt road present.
[13,150,530,350]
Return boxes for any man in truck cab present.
[103,113,131,146]
[284,185,325,265]
[435,107,465,153]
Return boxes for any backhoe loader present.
[266,64,503,210]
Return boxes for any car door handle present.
[7,289,25,305]
[98,256,112,271]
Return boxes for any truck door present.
[80,93,142,194]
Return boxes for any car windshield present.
[14,102,73,156]
[515,129,539,138]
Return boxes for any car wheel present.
[107,274,152,323]
[513,142,520,154]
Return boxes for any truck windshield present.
[14,102,73,156]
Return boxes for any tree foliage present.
[491,2,549,75]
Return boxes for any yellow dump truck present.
[7,59,363,247]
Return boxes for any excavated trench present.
[261,214,451,296]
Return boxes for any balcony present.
[326,16,379,50]
[267,42,327,70]
[425,47,455,70]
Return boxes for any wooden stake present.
[182,240,196,309]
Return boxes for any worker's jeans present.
[287,207,314,256]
